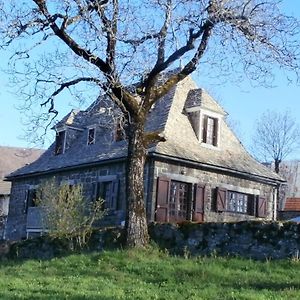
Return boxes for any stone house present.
[277,160,300,220]
[5,76,284,240]
[0,146,43,238]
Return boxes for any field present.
[0,247,300,300]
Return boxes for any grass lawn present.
[0,247,300,300]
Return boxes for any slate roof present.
[0,146,44,194]
[185,88,227,115]
[6,76,283,183]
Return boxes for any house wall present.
[5,162,127,241]
[150,159,276,222]
[6,156,277,241]
[5,158,158,241]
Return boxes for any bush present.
[36,178,105,249]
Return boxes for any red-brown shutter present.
[155,177,170,222]
[216,187,227,212]
[193,184,206,222]
[257,196,267,217]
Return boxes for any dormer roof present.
[185,88,227,116]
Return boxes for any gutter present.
[6,151,285,186]
[5,156,128,181]
[148,152,286,186]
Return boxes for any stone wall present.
[4,221,300,261]
[5,162,127,241]
[150,159,276,222]
[149,221,300,260]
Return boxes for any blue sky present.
[0,0,299,159]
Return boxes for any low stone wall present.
[2,221,300,260]
[149,221,300,260]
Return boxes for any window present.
[156,178,191,223]
[228,191,248,213]
[55,130,66,155]
[202,115,218,146]
[93,180,119,210]
[216,188,256,215]
[25,189,37,213]
[87,128,96,145]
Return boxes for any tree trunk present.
[125,120,149,247]
[274,159,281,174]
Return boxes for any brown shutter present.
[110,179,119,210]
[202,115,208,143]
[216,187,227,212]
[257,196,267,217]
[247,195,256,216]
[213,118,218,146]
[155,177,170,222]
[193,184,206,222]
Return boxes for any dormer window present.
[202,115,218,146]
[87,128,96,145]
[55,130,66,155]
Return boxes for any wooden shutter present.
[202,115,208,143]
[216,187,227,212]
[193,184,206,222]
[155,177,170,222]
[257,196,267,218]
[109,179,119,210]
[213,118,218,146]
[247,195,256,216]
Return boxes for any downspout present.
[273,185,278,221]
[146,157,155,222]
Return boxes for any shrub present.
[36,178,105,249]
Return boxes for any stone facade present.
[150,159,276,223]
[5,76,284,241]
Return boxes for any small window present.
[25,189,37,213]
[55,130,66,155]
[87,128,96,145]
[202,115,218,146]
[93,180,119,210]
[228,191,248,213]
[216,188,256,215]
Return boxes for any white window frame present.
[199,108,222,149]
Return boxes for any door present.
[169,181,189,222]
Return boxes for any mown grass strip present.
[0,247,300,299]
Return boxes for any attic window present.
[55,130,66,155]
[87,128,96,145]
[202,115,218,146]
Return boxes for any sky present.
[0,0,300,160]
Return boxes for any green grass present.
[1,247,300,300]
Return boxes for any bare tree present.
[252,110,300,173]
[0,0,300,247]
